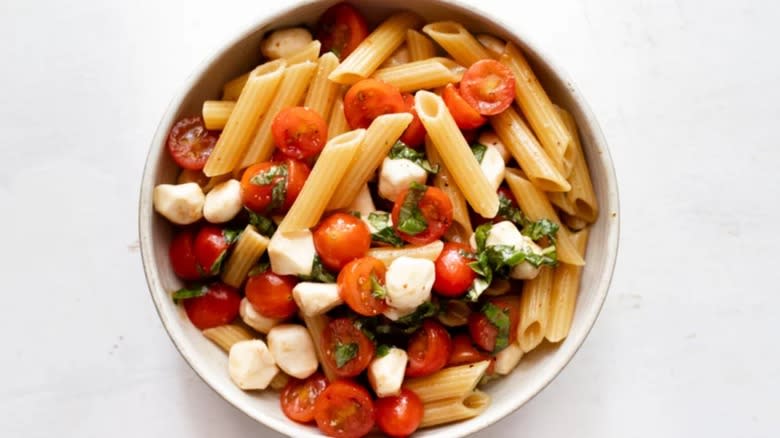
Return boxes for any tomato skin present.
[442,84,487,130]
[322,318,376,377]
[344,79,406,129]
[316,3,369,60]
[183,282,241,329]
[337,257,389,316]
[167,116,218,170]
[240,159,310,213]
[375,389,424,438]
[468,295,520,352]
[244,270,298,319]
[399,93,426,148]
[314,379,375,438]
[313,213,371,271]
[281,372,329,423]
[272,106,329,160]
[406,319,453,378]
[391,186,454,245]
[433,242,477,297]
[169,229,203,281]
[193,225,232,276]
[460,59,516,116]
[449,334,490,365]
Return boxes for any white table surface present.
[2,0,779,436]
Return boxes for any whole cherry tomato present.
[169,228,203,281]
[375,388,424,437]
[406,319,452,377]
[313,213,371,271]
[344,79,406,129]
[272,106,328,160]
[194,225,239,276]
[244,270,298,319]
[181,282,241,330]
[433,242,477,297]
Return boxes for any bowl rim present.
[138,0,620,436]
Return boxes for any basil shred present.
[299,255,336,283]
[388,141,439,174]
[367,211,403,247]
[247,209,276,237]
[250,163,288,212]
[334,342,358,368]
[396,182,428,235]
[171,285,208,303]
[471,143,488,163]
[481,302,510,353]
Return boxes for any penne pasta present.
[416,90,499,218]
[372,57,466,92]
[561,212,589,231]
[367,240,444,267]
[419,390,490,428]
[300,313,338,382]
[202,100,235,130]
[202,324,254,352]
[476,33,505,59]
[557,106,599,223]
[546,228,590,343]
[547,191,577,216]
[426,137,473,243]
[380,44,411,68]
[204,60,287,177]
[329,12,423,84]
[518,266,553,353]
[284,40,322,65]
[221,225,271,288]
[327,113,413,209]
[422,21,490,67]
[303,52,341,120]
[326,94,350,139]
[277,130,365,233]
[406,29,436,61]
[202,174,232,194]
[404,360,490,403]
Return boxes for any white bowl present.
[138,0,620,436]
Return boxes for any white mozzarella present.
[378,157,428,202]
[494,342,523,375]
[239,298,281,334]
[268,230,316,276]
[479,145,506,192]
[347,184,376,216]
[260,27,313,60]
[292,282,342,317]
[381,45,411,68]
[267,324,318,379]
[382,306,416,321]
[385,256,435,311]
[228,339,279,390]
[152,183,204,225]
[476,34,505,59]
[203,179,242,224]
[478,131,510,163]
[482,221,543,280]
[509,235,544,280]
[367,347,408,397]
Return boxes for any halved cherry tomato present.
[321,318,375,377]
[433,242,476,297]
[193,225,239,276]
[468,295,520,353]
[344,79,406,129]
[337,257,388,317]
[391,185,453,245]
[316,3,369,60]
[281,372,329,424]
[244,270,298,319]
[167,116,218,170]
[169,229,203,281]
[460,59,516,115]
[406,319,452,377]
[314,379,375,438]
[375,389,424,438]
[314,213,371,271]
[448,334,495,375]
[240,159,310,213]
[441,84,486,130]
[272,106,328,160]
[399,93,426,148]
[183,282,241,330]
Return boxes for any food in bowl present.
[150,2,601,437]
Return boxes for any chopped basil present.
[222,229,241,245]
[368,211,404,247]
[465,277,490,302]
[334,342,358,368]
[247,260,270,277]
[396,182,428,235]
[299,255,336,283]
[396,301,439,327]
[251,164,287,185]
[497,192,526,226]
[247,210,277,237]
[370,273,387,299]
[471,143,487,163]
[388,141,439,174]
[251,163,288,212]
[482,302,510,352]
[172,285,208,303]
[376,344,391,358]
[209,250,228,275]
[522,218,559,244]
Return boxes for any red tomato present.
[281,372,329,424]
[166,116,218,170]
[406,319,452,377]
[193,225,237,276]
[337,257,388,317]
[375,389,424,438]
[169,229,203,281]
[460,59,516,116]
[314,379,375,438]
[448,334,492,368]
[313,213,371,271]
[399,93,426,148]
[271,106,329,160]
[391,185,454,245]
[244,270,298,319]
[433,242,476,297]
[240,159,310,213]
[344,79,406,129]
[442,84,486,130]
[183,282,241,329]
[468,295,520,353]
[321,318,375,377]
[315,3,369,60]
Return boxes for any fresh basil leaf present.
[334,342,358,368]
[353,319,376,342]
[247,260,270,277]
[209,250,228,275]
[482,302,510,352]
[473,223,493,253]
[368,211,391,230]
[247,210,277,237]
[397,182,428,235]
[269,176,287,211]
[376,344,391,358]
[222,229,242,245]
[250,164,288,185]
[522,218,559,244]
[370,273,387,299]
[388,141,439,174]
[471,143,487,163]
[396,301,439,327]
[497,192,526,227]
[299,255,336,283]
[368,212,404,247]
[465,277,491,302]
[172,285,208,303]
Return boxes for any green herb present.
[247,210,277,237]
[247,260,270,277]
[397,182,428,235]
[368,211,404,247]
[209,250,227,275]
[251,164,287,185]
[388,141,439,174]
[482,302,510,352]
[396,301,439,327]
[471,143,488,163]
[334,342,358,368]
[376,344,391,358]
[222,229,241,245]
[172,285,208,303]
[251,163,288,211]
[370,273,387,299]
[522,219,559,244]
[353,319,376,342]
[299,255,336,283]
[465,277,490,302]
[349,210,362,218]
[497,192,526,226]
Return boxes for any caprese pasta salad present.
[152,3,598,437]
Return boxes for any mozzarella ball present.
[292,282,342,317]
[478,131,510,163]
[480,145,506,192]
[203,179,242,224]
[268,230,316,276]
[378,158,428,202]
[385,256,435,311]
[239,298,281,334]
[260,27,313,60]
[153,183,204,225]
[367,347,408,397]
[267,324,318,379]
[228,339,278,390]
[381,45,411,68]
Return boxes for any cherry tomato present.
[449,334,492,368]
[399,93,426,148]
[441,84,486,130]
[315,3,369,60]
[460,59,516,116]
[240,159,310,213]
[344,79,406,129]
[169,229,203,281]
[166,116,218,170]
[271,106,329,160]
[406,319,452,377]
[244,270,298,319]
[183,282,241,329]
[433,242,477,297]
[321,318,375,377]
[337,257,388,317]
[391,185,453,245]
[468,295,520,353]
[313,213,371,271]
[375,389,424,438]
[314,379,375,438]
[281,372,329,424]
[193,225,237,276]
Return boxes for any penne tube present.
[202,174,232,194]
[284,40,322,65]
[300,313,338,382]
[419,390,490,428]
[327,113,413,209]
[476,33,505,59]
[518,266,553,352]
[277,130,365,233]
[303,52,341,120]
[426,137,473,242]
[547,191,577,216]
[505,169,584,265]
[221,225,271,288]
[561,212,589,231]
[557,106,599,223]
[489,106,570,192]
[380,44,411,68]
[546,228,590,343]
[202,324,254,352]
[422,21,490,67]
[221,44,321,100]
[372,57,466,92]
[367,240,444,267]
[404,361,490,403]
[329,12,423,84]
[202,100,235,130]
[406,29,436,61]
[416,90,499,218]
[327,93,350,139]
